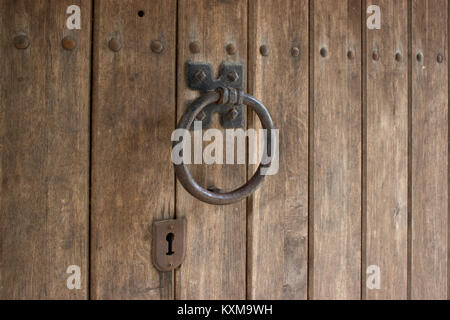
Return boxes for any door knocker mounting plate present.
[186,62,244,129]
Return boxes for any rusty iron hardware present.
[152,218,186,272]
[186,62,244,129]
[174,65,275,205]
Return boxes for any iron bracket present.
[186,61,245,129]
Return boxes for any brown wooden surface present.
[364,0,408,299]
[90,0,176,299]
[1,0,449,300]
[0,0,90,299]
[175,0,247,300]
[247,0,309,300]
[310,0,362,299]
[411,0,448,300]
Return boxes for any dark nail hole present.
[417,52,423,62]
[138,10,145,17]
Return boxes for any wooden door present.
[0,0,448,300]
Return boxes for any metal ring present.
[173,88,274,205]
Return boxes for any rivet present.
[194,70,207,83]
[395,52,402,62]
[226,108,239,120]
[189,41,200,54]
[416,52,423,62]
[227,71,239,82]
[168,263,173,267]
[226,43,237,55]
[196,110,207,121]
[260,45,269,56]
[437,53,444,63]
[291,47,300,57]
[347,50,355,60]
[13,34,29,49]
[61,36,76,51]
[151,40,164,53]
[320,47,327,58]
[108,38,122,52]
[372,51,379,61]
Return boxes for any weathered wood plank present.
[247,0,309,300]
[411,0,448,300]
[364,0,408,299]
[0,0,90,299]
[91,0,176,299]
[310,0,362,299]
[176,0,247,299]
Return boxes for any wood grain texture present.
[310,0,362,300]
[91,0,176,299]
[176,0,247,299]
[411,0,448,300]
[0,0,90,299]
[364,0,408,299]
[247,0,309,300]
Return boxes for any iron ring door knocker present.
[173,86,275,205]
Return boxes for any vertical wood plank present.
[0,0,90,299]
[411,0,448,300]
[364,0,408,299]
[310,0,362,299]
[91,0,176,299]
[247,0,309,299]
[176,0,247,299]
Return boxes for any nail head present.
[196,110,207,121]
[62,36,76,51]
[416,52,423,62]
[108,38,122,52]
[194,70,207,83]
[291,47,300,57]
[395,52,402,62]
[260,45,269,56]
[226,43,236,55]
[151,40,164,54]
[347,50,355,60]
[227,71,239,82]
[372,51,380,61]
[320,47,327,58]
[13,34,29,49]
[437,53,444,63]
[189,41,200,54]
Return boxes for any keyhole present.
[166,233,174,255]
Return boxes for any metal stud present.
[372,51,379,61]
[194,70,207,83]
[189,41,200,54]
[13,34,29,49]
[347,50,355,60]
[108,38,122,52]
[196,110,207,121]
[226,43,236,55]
[151,40,164,54]
[437,53,444,63]
[395,52,402,62]
[416,52,423,62]
[61,36,76,51]
[260,45,269,56]
[227,71,239,82]
[291,47,300,57]
[320,47,327,58]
